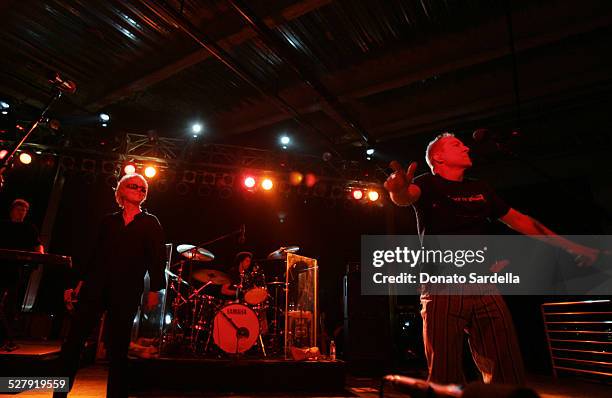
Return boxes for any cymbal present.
[192,268,230,285]
[267,246,300,260]
[176,244,215,262]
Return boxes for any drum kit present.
[161,243,300,357]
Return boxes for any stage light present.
[305,173,317,187]
[144,166,157,178]
[19,152,32,165]
[261,178,274,191]
[191,123,203,136]
[244,176,256,188]
[289,171,303,185]
[124,163,136,174]
[99,113,110,122]
[280,135,290,149]
[368,190,379,202]
[366,148,375,156]
[101,123,108,127]
[0,149,8,159]
[352,189,363,200]
[0,101,9,109]
[1,111,7,115]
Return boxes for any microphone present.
[472,128,490,143]
[238,224,246,244]
[48,72,77,94]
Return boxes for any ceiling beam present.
[88,0,332,109]
[214,0,612,135]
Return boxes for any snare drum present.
[212,303,259,354]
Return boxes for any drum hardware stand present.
[163,261,190,350]
[258,335,267,357]
[188,281,214,352]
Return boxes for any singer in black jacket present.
[54,173,166,398]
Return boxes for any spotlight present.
[352,189,363,200]
[280,135,290,148]
[368,190,380,202]
[0,149,7,160]
[19,152,32,165]
[99,113,110,122]
[124,163,136,174]
[81,159,96,172]
[289,171,303,186]
[191,123,203,135]
[1,111,7,115]
[244,176,256,188]
[144,166,157,178]
[102,161,118,174]
[261,178,274,191]
[0,101,9,109]
[366,148,375,156]
[101,123,108,127]
[305,173,317,187]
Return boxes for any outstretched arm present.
[500,208,600,266]
[384,161,421,206]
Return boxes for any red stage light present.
[244,176,256,188]
[0,149,7,160]
[124,164,136,174]
[352,189,363,200]
[261,178,274,191]
[368,190,379,202]
[305,173,317,187]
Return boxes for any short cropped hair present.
[425,132,455,171]
[115,173,148,208]
[11,198,30,210]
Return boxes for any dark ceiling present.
[1,0,612,160]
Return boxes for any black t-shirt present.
[0,220,41,251]
[412,173,510,235]
[80,210,167,303]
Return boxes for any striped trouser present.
[420,293,525,385]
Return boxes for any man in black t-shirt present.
[384,132,601,385]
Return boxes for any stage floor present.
[13,365,612,398]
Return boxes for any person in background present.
[0,198,44,351]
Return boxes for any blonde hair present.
[425,132,455,171]
[115,173,148,208]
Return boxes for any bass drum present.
[212,303,259,354]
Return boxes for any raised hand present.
[384,160,417,193]
[63,288,78,312]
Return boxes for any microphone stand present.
[0,89,63,190]
[183,226,243,258]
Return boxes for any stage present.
[128,356,346,394]
[0,342,346,395]
[8,364,612,397]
